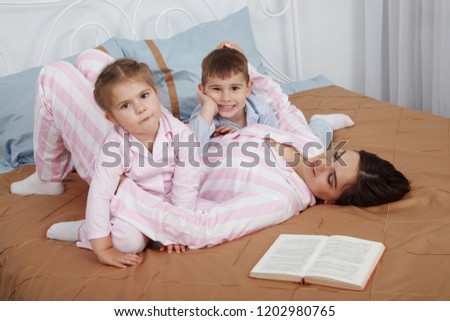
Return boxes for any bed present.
[1,0,450,301]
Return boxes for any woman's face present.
[299,150,360,202]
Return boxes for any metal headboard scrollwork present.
[0,0,301,83]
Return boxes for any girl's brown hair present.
[94,58,155,112]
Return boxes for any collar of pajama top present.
[85,107,197,241]
[232,124,324,159]
[215,124,319,207]
[215,95,275,129]
[116,107,177,163]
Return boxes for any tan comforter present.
[1,85,449,300]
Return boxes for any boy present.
[189,42,354,151]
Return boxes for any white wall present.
[0,0,365,96]
[240,0,366,94]
[296,0,365,93]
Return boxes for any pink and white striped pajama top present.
[111,124,322,249]
[35,47,324,250]
[109,65,326,249]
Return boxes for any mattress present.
[1,85,449,300]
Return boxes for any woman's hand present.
[159,243,188,254]
[217,40,244,55]
[212,125,237,137]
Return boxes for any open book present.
[250,234,385,290]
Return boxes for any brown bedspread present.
[1,85,450,300]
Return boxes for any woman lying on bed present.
[107,126,411,252]
[10,48,410,266]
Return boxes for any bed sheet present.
[1,85,450,300]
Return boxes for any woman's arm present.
[111,175,311,250]
[248,64,322,147]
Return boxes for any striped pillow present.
[101,7,266,121]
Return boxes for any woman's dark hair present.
[335,150,410,207]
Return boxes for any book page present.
[250,234,328,281]
[305,236,384,288]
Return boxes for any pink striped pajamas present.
[35,49,200,253]
[37,48,324,251]
[34,49,114,184]
[111,124,321,249]
[109,66,326,249]
[77,107,200,252]
[247,64,320,142]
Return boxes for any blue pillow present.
[0,67,41,173]
[0,7,326,174]
[280,75,334,95]
[0,56,76,174]
[0,7,264,173]
[102,7,266,121]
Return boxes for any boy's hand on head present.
[159,243,188,254]
[212,125,237,137]
[217,40,244,55]
[198,90,219,125]
[198,89,216,107]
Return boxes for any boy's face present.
[201,72,253,123]
[105,78,161,143]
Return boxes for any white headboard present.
[0,0,302,82]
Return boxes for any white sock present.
[310,114,355,130]
[10,172,64,195]
[46,220,84,241]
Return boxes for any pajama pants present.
[34,49,113,184]
[35,49,147,253]
[110,133,313,249]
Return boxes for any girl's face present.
[201,72,253,123]
[299,150,360,202]
[106,78,161,144]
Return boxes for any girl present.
[11,49,199,267]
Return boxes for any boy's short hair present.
[94,58,155,112]
[201,47,249,85]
